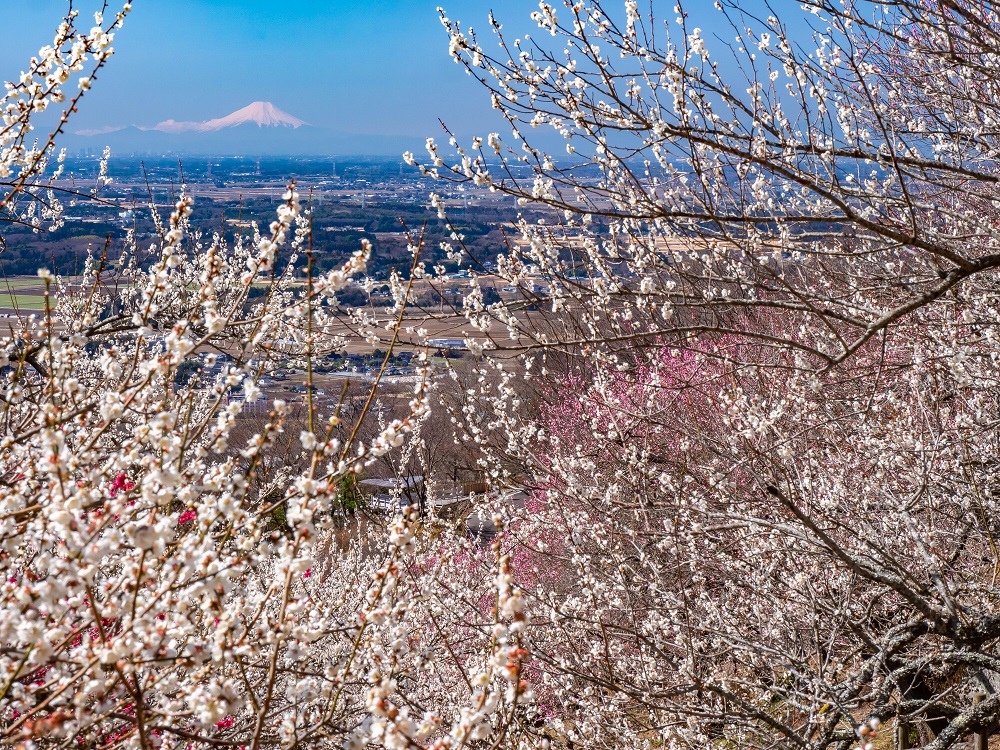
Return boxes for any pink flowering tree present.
[442,314,1000,750]
[410,1,1000,749]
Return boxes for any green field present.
[0,294,51,310]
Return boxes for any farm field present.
[0,293,50,310]
[0,280,54,311]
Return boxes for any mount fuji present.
[151,102,308,134]
[67,102,417,156]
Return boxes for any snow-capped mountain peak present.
[150,102,307,134]
[199,102,307,131]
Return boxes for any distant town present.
[3,155,528,276]
[0,154,570,448]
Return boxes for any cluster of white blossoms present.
[0,7,543,747]
[0,184,465,747]
[1,5,129,233]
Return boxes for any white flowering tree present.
[409,1,1000,749]
[1,3,124,246]
[0,5,535,749]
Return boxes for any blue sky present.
[1,1,799,141]
[1,0,530,138]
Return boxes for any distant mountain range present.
[65,102,420,156]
